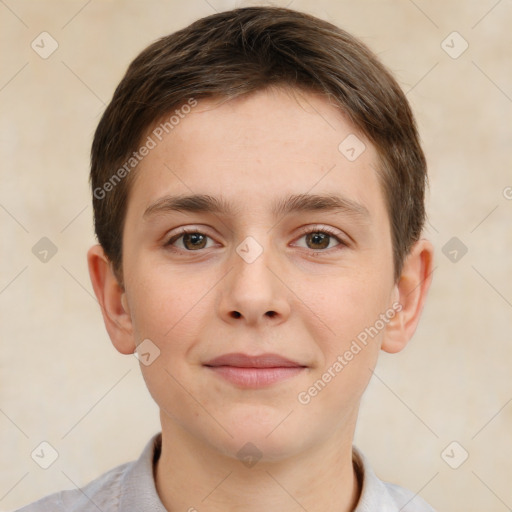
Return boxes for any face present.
[119,87,398,461]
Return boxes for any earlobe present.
[87,245,136,355]
[381,238,434,354]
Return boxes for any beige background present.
[1,1,511,510]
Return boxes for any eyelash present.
[164,225,347,254]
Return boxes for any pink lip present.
[204,353,307,388]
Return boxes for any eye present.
[164,226,345,253]
[293,226,344,251]
[165,229,216,251]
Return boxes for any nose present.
[217,240,291,327]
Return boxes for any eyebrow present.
[143,193,370,221]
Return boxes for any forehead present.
[128,87,387,224]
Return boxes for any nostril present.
[229,310,276,319]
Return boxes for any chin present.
[210,407,308,463]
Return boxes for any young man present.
[18,6,435,511]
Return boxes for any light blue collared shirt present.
[16,433,436,511]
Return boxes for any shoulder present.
[353,446,437,512]
[17,438,435,512]
[14,462,130,512]
[381,481,436,512]
[14,434,164,512]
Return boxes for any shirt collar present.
[119,433,167,511]
[352,446,401,511]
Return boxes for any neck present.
[155,415,361,512]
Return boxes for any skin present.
[88,86,433,512]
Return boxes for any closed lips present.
[203,353,307,388]
[203,353,306,368]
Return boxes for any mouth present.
[203,353,307,388]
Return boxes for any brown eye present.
[166,231,214,251]
[305,232,331,250]
[182,233,207,250]
[294,228,342,251]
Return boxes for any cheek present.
[297,268,392,345]
[126,268,213,418]
[126,257,209,341]
[294,269,393,411]
[295,278,385,417]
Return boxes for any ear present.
[87,245,136,355]
[381,238,434,354]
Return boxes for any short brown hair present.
[90,6,427,284]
